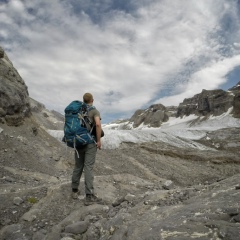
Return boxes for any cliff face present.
[0,46,31,126]
[229,82,240,118]
[177,82,240,118]
[127,82,240,129]
[130,104,170,128]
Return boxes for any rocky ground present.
[0,113,240,240]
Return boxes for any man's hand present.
[96,141,101,149]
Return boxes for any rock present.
[64,221,89,234]
[0,47,4,58]
[43,112,49,118]
[233,214,240,222]
[13,197,24,206]
[177,83,240,118]
[30,98,45,113]
[163,180,174,190]
[0,46,31,126]
[32,229,47,240]
[51,110,64,121]
[233,91,240,117]
[112,197,125,207]
[45,226,62,240]
[224,207,239,216]
[21,209,40,222]
[0,108,6,117]
[5,176,15,182]
[5,114,25,126]
[125,193,136,202]
[129,104,169,128]
[0,224,23,239]
[107,83,239,129]
[32,127,38,136]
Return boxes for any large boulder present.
[0,46,31,126]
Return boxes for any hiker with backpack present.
[63,93,104,205]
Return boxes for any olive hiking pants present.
[71,143,97,195]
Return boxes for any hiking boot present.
[71,191,80,199]
[84,194,102,206]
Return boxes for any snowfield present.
[48,110,240,150]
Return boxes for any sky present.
[1,0,240,123]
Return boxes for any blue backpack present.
[63,100,95,149]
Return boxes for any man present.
[71,93,102,205]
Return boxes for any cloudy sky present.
[1,0,240,123]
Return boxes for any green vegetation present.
[28,197,38,204]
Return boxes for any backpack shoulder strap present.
[87,105,96,112]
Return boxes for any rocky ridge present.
[110,83,240,129]
[0,46,240,239]
[30,98,64,130]
[129,104,177,128]
[177,84,240,118]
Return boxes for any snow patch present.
[48,111,240,150]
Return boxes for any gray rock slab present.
[64,221,89,234]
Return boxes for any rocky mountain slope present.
[0,46,31,126]
[109,82,240,129]
[177,84,240,118]
[0,46,240,240]
[30,98,64,130]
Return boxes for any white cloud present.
[157,55,240,106]
[1,0,240,122]
[9,0,24,11]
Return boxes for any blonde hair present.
[83,93,93,103]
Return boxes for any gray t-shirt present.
[87,107,100,125]
[87,106,104,138]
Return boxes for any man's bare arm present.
[94,116,102,149]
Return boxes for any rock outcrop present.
[125,82,240,129]
[130,104,170,128]
[229,82,240,118]
[177,82,240,118]
[0,46,31,126]
[30,98,64,130]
